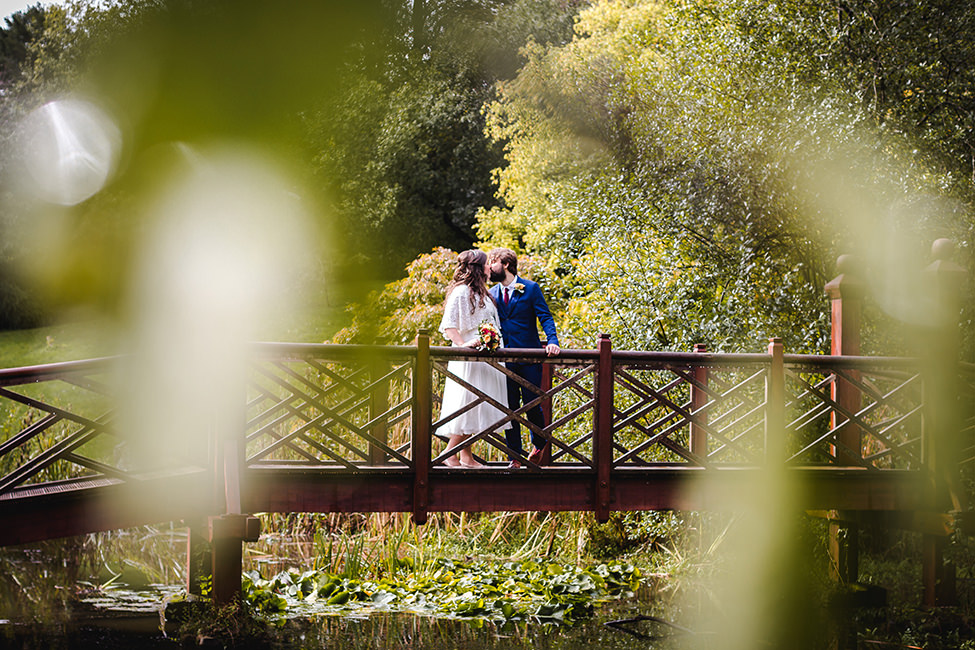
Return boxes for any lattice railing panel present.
[612,365,693,466]
[246,356,415,468]
[0,360,129,494]
[546,362,598,466]
[955,363,975,468]
[696,366,769,465]
[611,362,769,468]
[785,361,924,469]
[429,354,599,467]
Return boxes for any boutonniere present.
[512,283,525,294]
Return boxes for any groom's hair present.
[489,248,518,275]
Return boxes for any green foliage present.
[331,247,458,345]
[0,4,46,84]
[586,511,685,559]
[0,265,45,330]
[477,0,975,354]
[307,0,589,278]
[311,67,505,276]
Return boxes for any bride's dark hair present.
[446,249,491,314]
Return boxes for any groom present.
[488,248,560,468]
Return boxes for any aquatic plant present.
[241,559,641,626]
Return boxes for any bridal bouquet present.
[476,321,502,351]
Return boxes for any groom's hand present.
[544,343,561,356]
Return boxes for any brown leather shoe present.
[506,459,522,469]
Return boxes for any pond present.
[0,581,701,649]
[0,527,708,650]
[2,517,949,650]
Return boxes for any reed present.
[253,507,692,582]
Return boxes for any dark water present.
[0,595,701,649]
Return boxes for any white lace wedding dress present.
[437,285,511,436]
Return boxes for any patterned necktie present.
[503,287,510,304]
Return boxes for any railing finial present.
[931,238,955,262]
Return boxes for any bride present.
[438,249,511,467]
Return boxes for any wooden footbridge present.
[0,249,972,606]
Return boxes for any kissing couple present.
[437,248,560,468]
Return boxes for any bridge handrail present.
[0,356,118,387]
[0,349,937,381]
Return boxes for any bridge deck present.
[0,464,926,546]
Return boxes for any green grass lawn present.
[0,300,348,371]
[0,321,116,369]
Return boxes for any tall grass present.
[252,508,692,583]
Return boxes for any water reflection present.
[273,607,702,650]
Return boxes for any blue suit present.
[490,278,559,457]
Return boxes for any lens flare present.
[117,144,317,482]
[20,98,122,206]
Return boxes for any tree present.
[476,0,975,354]
[307,0,589,281]
[0,4,46,87]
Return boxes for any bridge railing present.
[0,357,123,496]
[962,362,975,468]
[243,336,930,473]
[246,342,419,469]
[0,337,944,500]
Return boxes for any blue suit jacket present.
[490,278,559,350]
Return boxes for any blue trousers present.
[504,362,547,457]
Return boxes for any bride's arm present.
[443,327,476,348]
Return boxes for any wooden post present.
[540,360,554,465]
[369,359,389,466]
[412,330,432,525]
[921,239,965,607]
[593,334,613,523]
[690,344,709,460]
[208,436,261,605]
[828,516,859,584]
[208,512,260,605]
[824,255,864,465]
[765,337,785,465]
[824,256,864,588]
